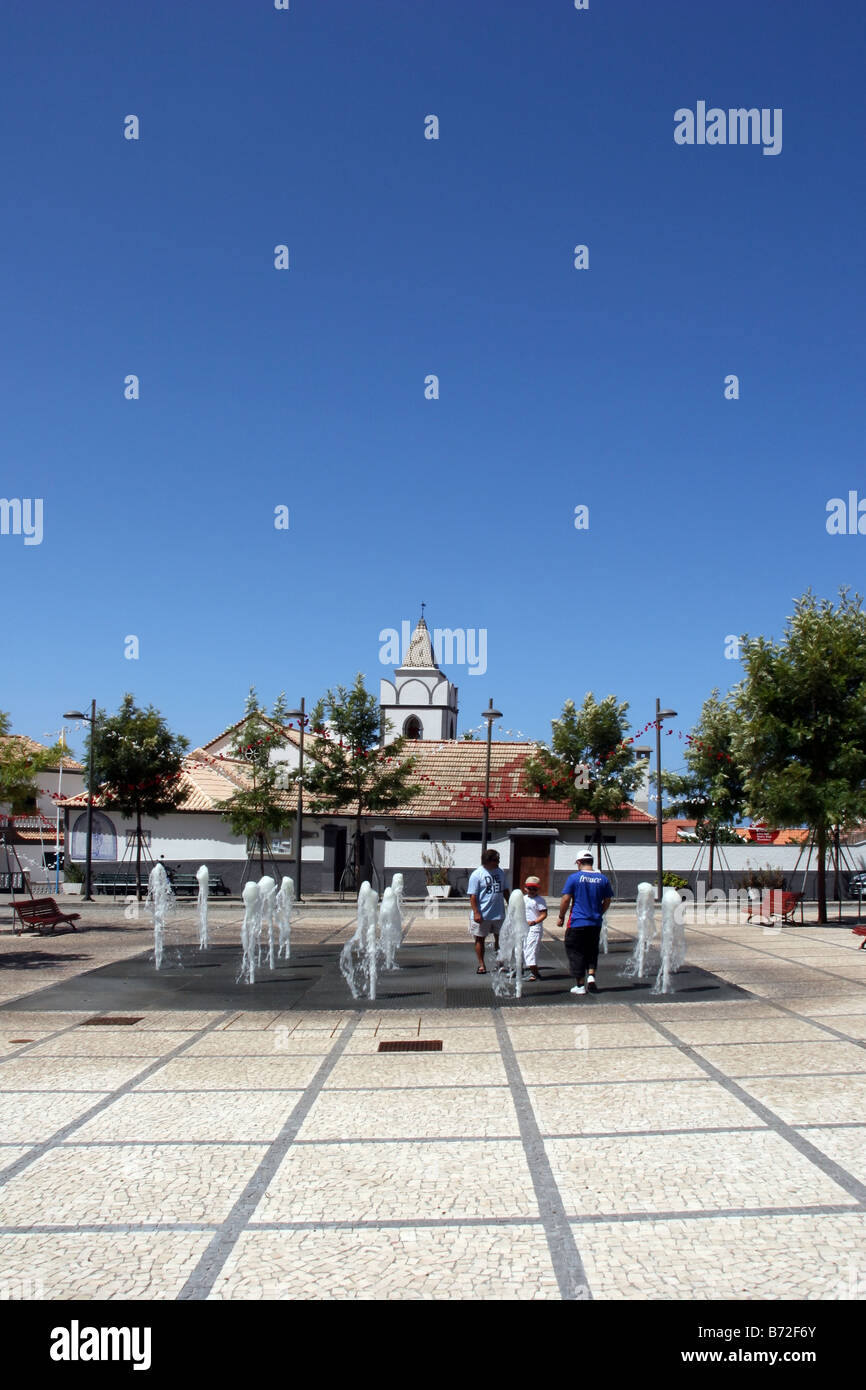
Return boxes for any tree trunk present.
[135,809,143,901]
[816,823,827,924]
[708,827,716,892]
[259,833,265,875]
[595,817,602,870]
[355,803,363,886]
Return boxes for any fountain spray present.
[379,885,403,970]
[258,876,277,971]
[340,881,380,1000]
[240,881,262,985]
[196,865,209,949]
[147,863,176,971]
[276,876,295,960]
[491,890,529,1000]
[652,887,685,995]
[622,882,657,979]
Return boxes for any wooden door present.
[511,837,551,894]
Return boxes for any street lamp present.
[480,699,503,857]
[655,698,678,900]
[285,699,306,902]
[63,700,97,902]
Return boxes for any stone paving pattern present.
[0,901,865,1300]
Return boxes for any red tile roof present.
[379,741,654,824]
[59,739,654,826]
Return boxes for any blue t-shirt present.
[468,866,509,921]
[562,870,612,928]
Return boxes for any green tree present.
[0,713,64,812]
[523,693,645,864]
[301,674,421,886]
[221,689,292,876]
[662,690,747,888]
[88,695,189,898]
[732,589,866,922]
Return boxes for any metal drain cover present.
[81,1016,144,1026]
[378,1040,443,1052]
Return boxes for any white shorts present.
[470,918,503,939]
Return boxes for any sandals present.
[476,965,487,974]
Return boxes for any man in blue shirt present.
[557,850,612,996]
[468,849,509,974]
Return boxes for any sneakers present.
[570,984,586,996]
[586,973,598,994]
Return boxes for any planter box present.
[426,885,452,899]
[62,882,83,896]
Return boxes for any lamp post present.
[53,726,66,895]
[285,698,306,902]
[655,698,678,901]
[64,700,96,902]
[480,699,502,857]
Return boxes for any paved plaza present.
[0,901,865,1301]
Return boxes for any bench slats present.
[12,897,79,934]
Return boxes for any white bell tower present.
[379,614,459,743]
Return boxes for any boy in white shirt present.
[522,875,548,981]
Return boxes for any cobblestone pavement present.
[0,902,864,1300]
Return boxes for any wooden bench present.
[12,897,80,935]
[747,889,804,924]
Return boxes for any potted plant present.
[63,859,84,896]
[661,871,690,898]
[422,840,455,898]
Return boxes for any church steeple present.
[379,608,460,743]
[404,615,436,668]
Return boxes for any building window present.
[125,830,152,848]
[460,832,482,841]
[246,834,293,856]
[70,811,117,862]
[403,716,423,739]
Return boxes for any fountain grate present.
[378,1040,442,1052]
[80,1016,144,1026]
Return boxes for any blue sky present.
[2,0,865,770]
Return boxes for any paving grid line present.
[176,1011,361,1300]
[677,922,866,990]
[492,1010,592,1301]
[754,999,866,1050]
[3,1201,863,1240]
[0,1010,237,1188]
[19,1118,863,1149]
[681,919,866,956]
[0,1016,108,1062]
[246,1200,864,1226]
[0,1123,792,1150]
[2,1074,835,1095]
[634,1006,866,1206]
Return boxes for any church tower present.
[380,615,459,743]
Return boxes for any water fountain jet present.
[239,881,262,984]
[147,863,176,971]
[276,876,295,960]
[196,865,209,949]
